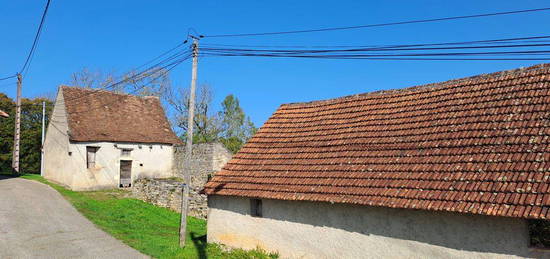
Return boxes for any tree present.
[218,95,257,153]
[69,67,170,97]
[165,84,221,142]
[0,93,53,173]
[166,88,257,153]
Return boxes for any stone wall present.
[173,143,232,218]
[133,143,231,218]
[175,143,232,189]
[132,178,182,212]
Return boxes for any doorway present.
[119,160,132,187]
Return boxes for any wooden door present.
[120,160,132,187]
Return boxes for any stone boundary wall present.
[132,178,182,212]
[132,178,209,219]
[171,142,232,219]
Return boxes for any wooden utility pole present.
[179,37,199,247]
[12,73,22,175]
[40,101,46,176]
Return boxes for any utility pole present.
[12,73,22,175]
[179,37,199,247]
[40,101,45,176]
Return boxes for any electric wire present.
[56,53,192,116]
[59,48,192,104]
[202,35,550,49]
[20,0,51,76]
[204,7,550,38]
[0,74,17,81]
[199,34,550,61]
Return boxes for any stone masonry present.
[133,143,232,218]
[132,178,183,212]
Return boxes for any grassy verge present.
[20,174,277,259]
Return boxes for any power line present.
[201,53,550,61]
[200,48,550,60]
[63,53,192,116]
[202,35,550,49]
[204,7,550,38]
[20,0,52,76]
[199,34,550,61]
[201,43,550,56]
[0,74,17,81]
[134,41,188,71]
[59,47,192,104]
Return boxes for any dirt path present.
[0,176,148,259]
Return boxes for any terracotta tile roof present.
[204,64,550,220]
[0,109,8,118]
[61,86,181,145]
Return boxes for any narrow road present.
[0,176,148,259]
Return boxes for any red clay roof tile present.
[204,63,550,219]
[61,86,181,145]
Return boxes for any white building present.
[204,64,550,258]
[44,86,181,191]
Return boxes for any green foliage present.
[178,92,257,154]
[0,94,52,174]
[21,174,278,259]
[218,95,257,153]
[529,219,550,248]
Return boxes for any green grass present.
[20,174,278,259]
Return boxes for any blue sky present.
[1,0,549,126]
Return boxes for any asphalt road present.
[0,176,148,259]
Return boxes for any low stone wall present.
[132,178,208,219]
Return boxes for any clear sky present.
[1,0,549,126]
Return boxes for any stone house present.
[44,86,181,191]
[204,64,550,258]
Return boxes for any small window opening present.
[250,199,262,217]
[121,149,131,156]
[86,146,99,169]
[207,173,213,182]
[529,219,550,249]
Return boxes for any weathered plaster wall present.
[208,196,548,259]
[44,88,75,187]
[66,141,174,190]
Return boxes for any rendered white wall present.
[43,88,75,187]
[67,141,174,190]
[207,196,548,259]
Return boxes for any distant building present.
[204,64,550,258]
[44,86,181,191]
[0,109,8,118]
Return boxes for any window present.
[86,146,99,169]
[121,149,132,156]
[529,219,550,249]
[250,199,262,217]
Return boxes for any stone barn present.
[204,64,550,258]
[43,86,181,191]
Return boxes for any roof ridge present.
[60,85,156,100]
[282,62,550,107]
